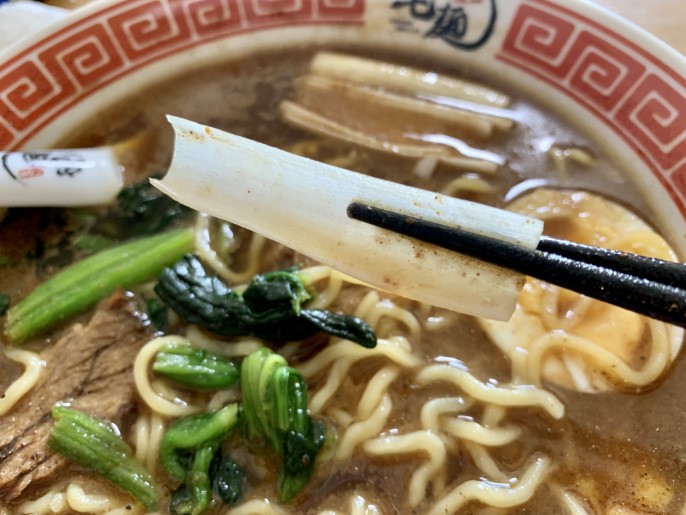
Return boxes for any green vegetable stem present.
[160,403,240,482]
[4,228,194,343]
[48,405,161,511]
[161,404,240,515]
[169,440,219,515]
[170,447,246,515]
[154,254,377,348]
[153,343,239,390]
[241,349,290,448]
[241,348,325,502]
[187,440,219,515]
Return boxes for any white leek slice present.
[310,52,510,108]
[152,116,544,321]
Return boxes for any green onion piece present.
[5,228,194,343]
[48,405,160,511]
[153,344,239,390]
[160,403,239,481]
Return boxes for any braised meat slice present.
[0,292,152,500]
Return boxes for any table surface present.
[593,0,686,55]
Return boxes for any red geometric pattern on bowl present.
[0,0,364,150]
[498,0,686,215]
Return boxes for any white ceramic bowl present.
[1,0,686,255]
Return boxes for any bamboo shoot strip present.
[295,75,504,139]
[310,52,511,108]
[151,116,543,321]
[280,101,500,174]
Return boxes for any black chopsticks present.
[347,201,686,328]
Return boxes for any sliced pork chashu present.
[0,292,152,500]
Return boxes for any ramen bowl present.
[2,0,686,513]
[3,0,686,245]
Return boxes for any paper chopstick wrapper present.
[0,148,123,207]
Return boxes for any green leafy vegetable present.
[153,343,239,390]
[241,348,325,502]
[299,309,378,347]
[280,423,325,501]
[4,228,194,343]
[212,455,246,506]
[271,366,325,502]
[160,403,239,482]
[117,178,189,237]
[146,298,169,332]
[48,405,160,511]
[170,484,194,515]
[154,254,376,348]
[85,178,189,240]
[161,404,240,515]
[241,349,290,448]
[0,294,10,317]
[186,440,219,515]
[73,233,115,253]
[170,442,234,515]
[242,269,311,315]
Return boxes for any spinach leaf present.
[117,178,188,237]
[146,298,169,332]
[169,484,194,515]
[83,177,189,241]
[241,348,325,502]
[154,254,376,348]
[160,404,239,482]
[212,454,246,506]
[153,343,239,390]
[279,422,325,502]
[0,294,10,317]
